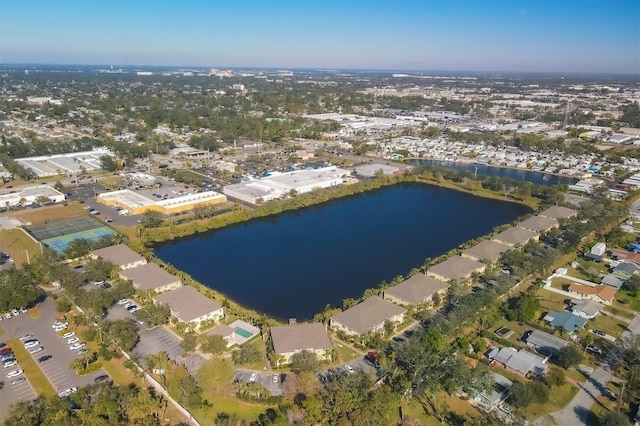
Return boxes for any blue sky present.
[1,0,639,73]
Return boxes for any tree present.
[166,363,202,408]
[100,155,118,172]
[289,350,320,374]
[196,358,235,397]
[509,380,549,408]
[83,257,116,282]
[55,297,72,314]
[232,344,262,365]
[546,367,566,388]
[140,210,163,228]
[609,335,640,408]
[199,335,227,355]
[136,303,171,327]
[599,410,632,426]
[556,345,583,369]
[383,319,394,337]
[101,319,139,352]
[503,291,540,322]
[180,333,197,353]
[53,180,66,192]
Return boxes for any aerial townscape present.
[0,1,639,426]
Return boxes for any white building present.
[0,186,65,208]
[591,242,607,256]
[223,166,350,205]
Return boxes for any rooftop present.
[463,240,510,262]
[518,216,558,232]
[543,311,587,334]
[493,226,538,246]
[153,285,222,323]
[91,244,146,268]
[538,205,577,220]
[429,256,484,281]
[385,274,449,305]
[567,283,617,303]
[331,296,406,335]
[525,329,569,355]
[270,323,332,354]
[119,263,181,291]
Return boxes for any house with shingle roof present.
[518,216,558,233]
[492,227,538,247]
[462,240,510,263]
[538,205,577,220]
[567,283,617,305]
[90,244,147,270]
[384,274,449,307]
[269,323,332,365]
[330,296,406,337]
[427,256,486,283]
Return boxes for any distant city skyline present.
[1,0,639,74]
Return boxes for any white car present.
[69,343,85,351]
[128,306,141,313]
[29,346,43,354]
[3,360,18,368]
[57,386,78,397]
[248,372,257,383]
[123,301,134,308]
[24,341,40,349]
[344,364,354,374]
[52,322,68,330]
[67,337,80,345]
[19,334,33,341]
[62,332,75,339]
[7,369,23,379]
[117,299,130,305]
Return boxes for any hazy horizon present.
[1,0,639,74]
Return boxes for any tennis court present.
[25,216,117,254]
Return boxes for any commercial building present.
[223,166,350,205]
[383,274,449,307]
[153,285,224,330]
[90,244,147,270]
[0,185,65,208]
[119,263,182,293]
[330,296,407,337]
[462,240,511,263]
[492,226,538,247]
[16,148,114,177]
[269,323,333,365]
[98,189,226,215]
[427,256,486,283]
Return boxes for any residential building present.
[119,263,182,293]
[570,299,604,319]
[383,274,449,307]
[427,256,486,283]
[525,329,569,355]
[601,274,626,290]
[612,262,639,279]
[543,311,587,335]
[90,244,147,270]
[153,285,223,330]
[538,206,578,220]
[474,372,513,410]
[330,296,407,337]
[488,347,548,378]
[567,283,617,305]
[591,242,607,256]
[269,323,333,365]
[517,216,558,233]
[462,240,511,263]
[492,227,538,247]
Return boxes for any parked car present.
[69,343,85,351]
[94,375,110,384]
[19,334,33,341]
[7,369,23,379]
[272,374,279,383]
[67,337,80,345]
[0,347,12,355]
[344,365,354,374]
[75,348,89,356]
[248,372,257,383]
[62,332,75,339]
[24,341,40,349]
[58,387,78,397]
[117,299,130,306]
[0,355,15,363]
[11,377,26,385]
[3,360,18,368]
[37,355,52,363]
[29,346,44,355]
[593,329,606,336]
[498,405,512,415]
[126,305,139,312]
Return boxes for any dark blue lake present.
[416,160,579,186]
[154,182,531,320]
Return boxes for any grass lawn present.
[538,292,570,313]
[331,338,359,363]
[101,356,140,386]
[520,383,578,420]
[28,307,40,318]
[399,393,483,425]
[9,203,86,225]
[614,289,640,312]
[602,305,635,320]
[191,396,271,425]
[6,337,56,397]
[0,228,41,264]
[237,337,267,370]
[0,326,4,336]
[589,314,628,338]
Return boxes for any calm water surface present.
[155,182,531,320]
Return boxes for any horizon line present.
[2,62,639,77]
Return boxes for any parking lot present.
[234,370,284,396]
[0,298,107,398]
[0,359,37,421]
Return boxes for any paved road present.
[543,312,640,426]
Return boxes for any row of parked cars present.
[53,322,88,355]
[1,343,26,386]
[0,307,28,321]
[117,298,140,313]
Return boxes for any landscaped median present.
[6,337,56,397]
